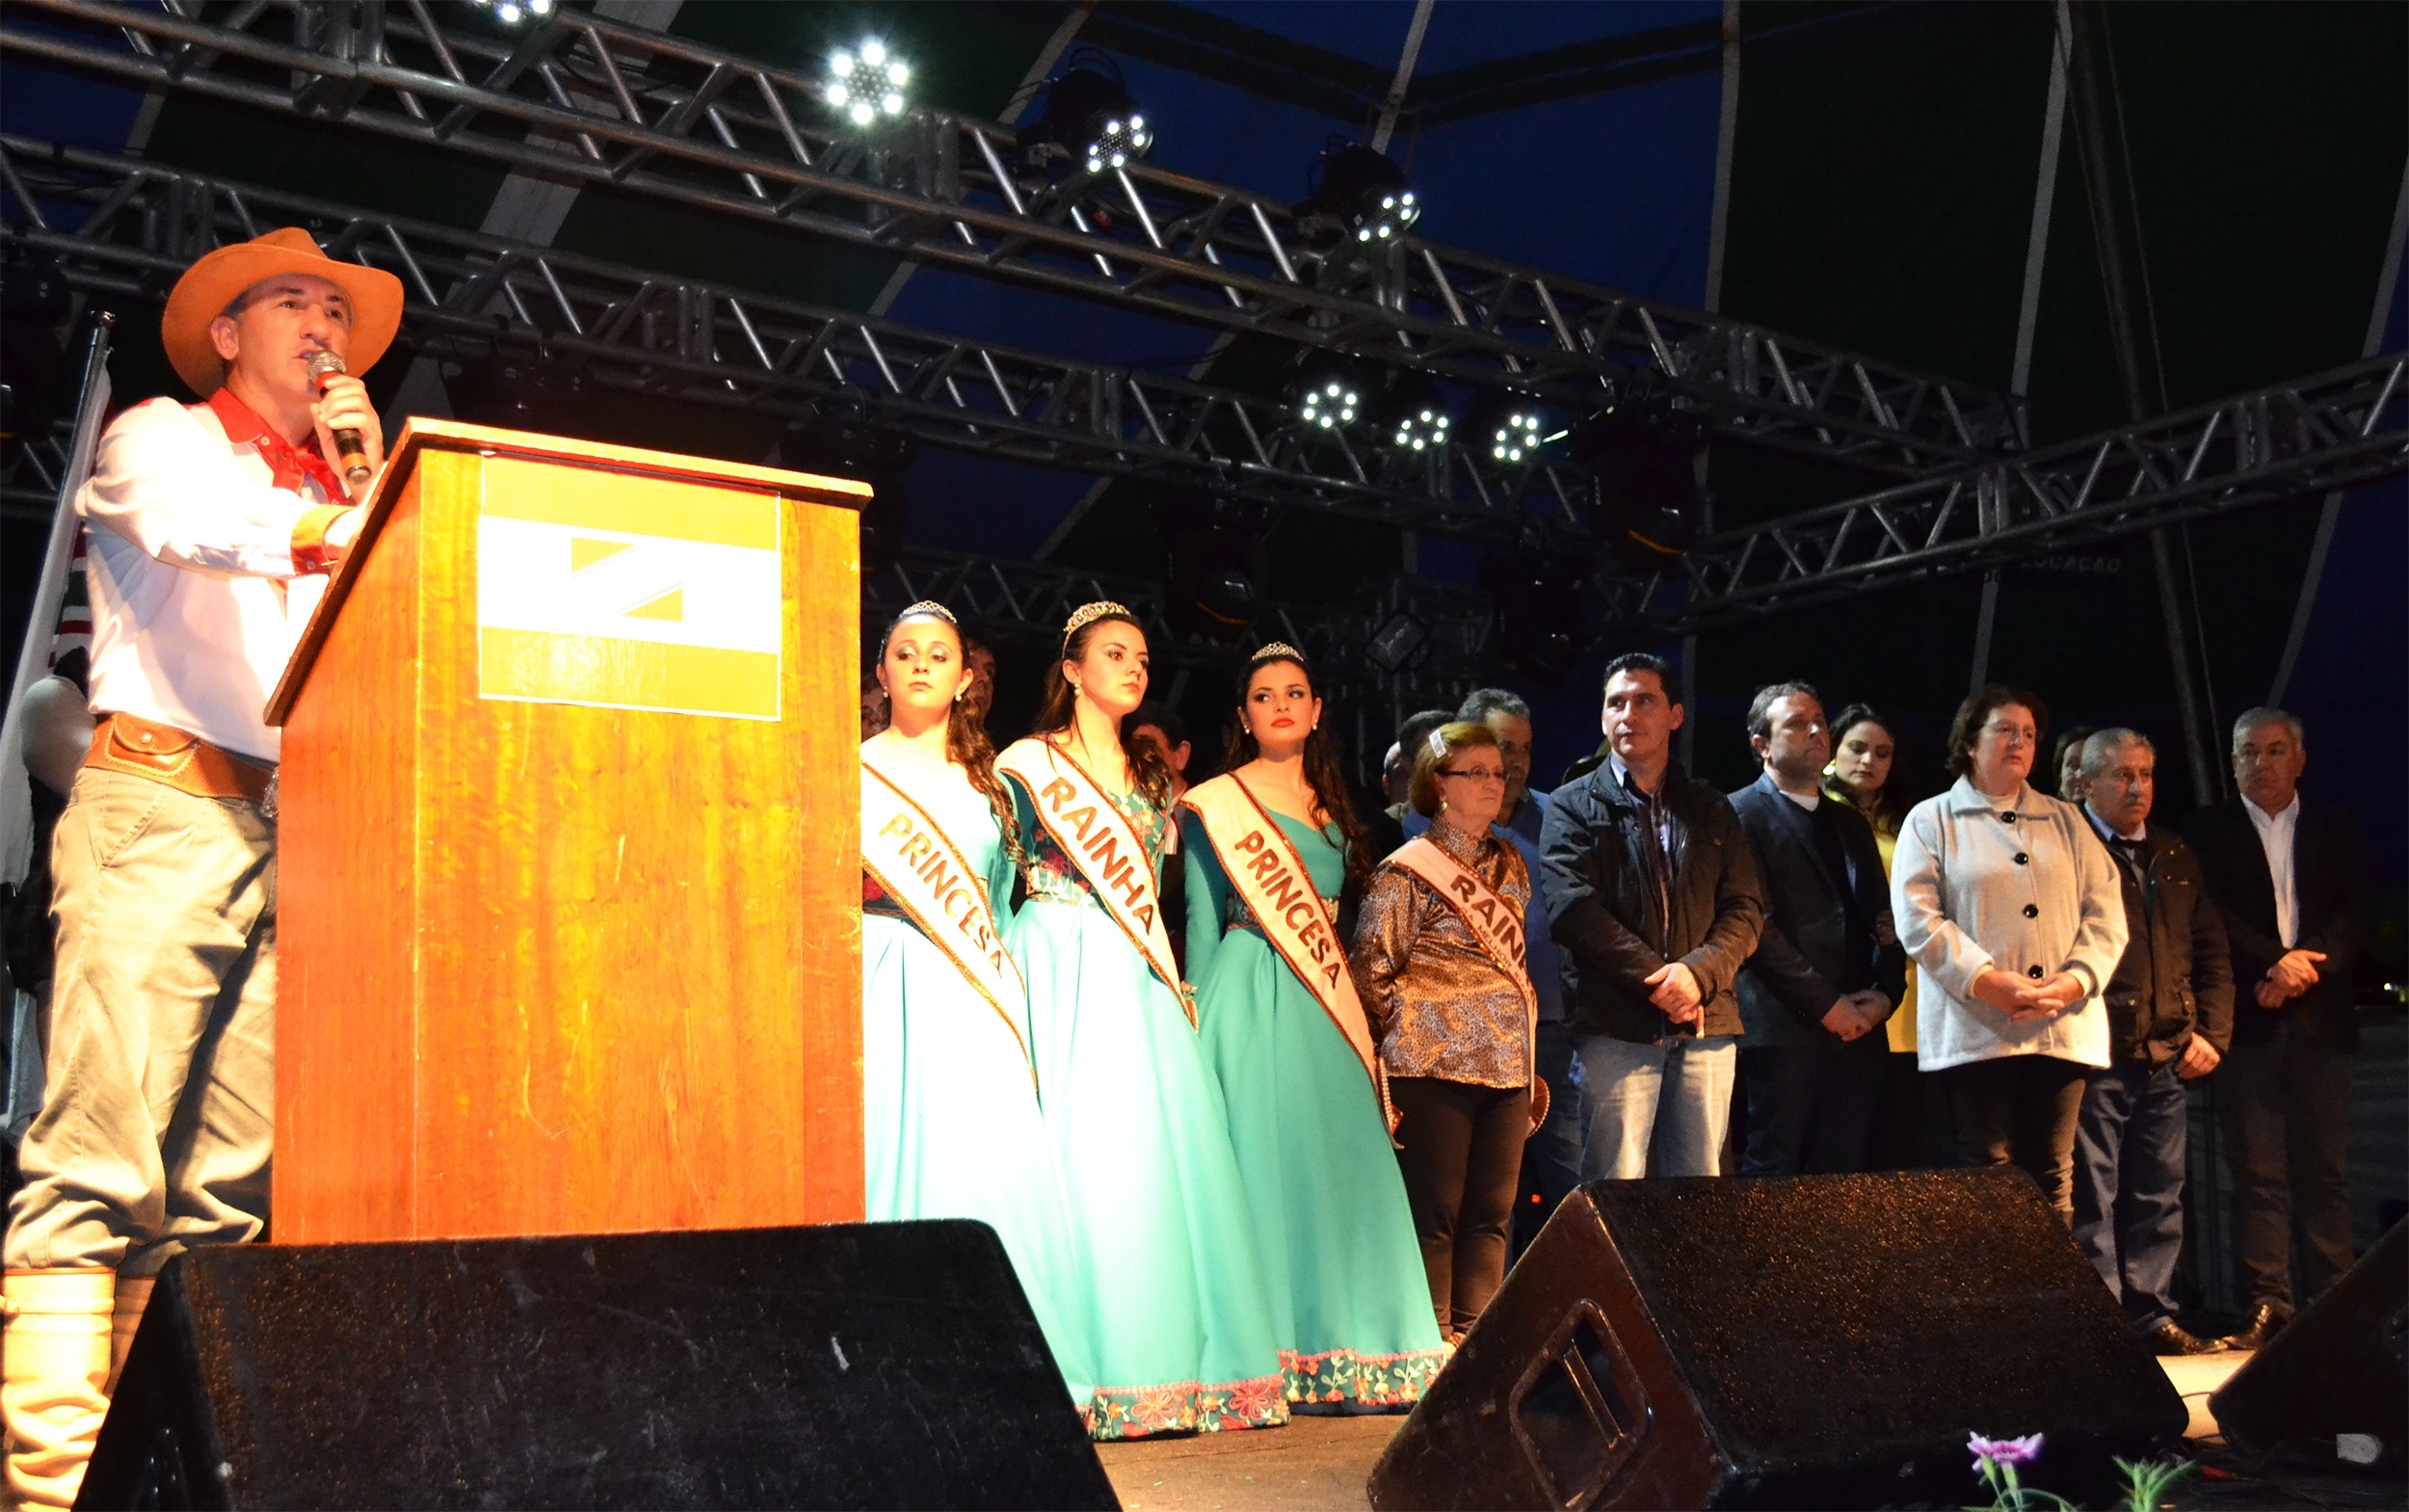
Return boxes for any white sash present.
[1179,775,1390,1127]
[1387,834,1546,1126]
[996,738,1188,1017]
[860,754,1032,1073]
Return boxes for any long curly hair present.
[877,608,1024,866]
[1032,610,1176,813]
[1219,651,1373,897]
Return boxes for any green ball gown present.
[860,767,1096,1411]
[1003,771,1289,1441]
[1178,807,1448,1410]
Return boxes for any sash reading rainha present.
[997,738,1187,1015]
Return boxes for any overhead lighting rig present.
[826,39,910,128]
[1291,356,1380,437]
[1299,142,1420,248]
[1382,373,1453,456]
[1472,391,1556,467]
[1573,385,1707,570]
[1021,58,1152,178]
[467,0,554,28]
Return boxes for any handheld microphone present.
[305,351,373,488]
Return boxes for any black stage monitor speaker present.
[79,1221,1118,1511]
[2210,1216,2408,1466]
[1367,1169,2186,1510]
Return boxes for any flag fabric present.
[475,456,784,721]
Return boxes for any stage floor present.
[1093,1352,2388,1512]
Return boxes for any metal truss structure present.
[1595,354,2409,642]
[2,0,2024,478]
[0,135,1588,541]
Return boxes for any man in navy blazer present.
[2184,707,2370,1350]
[1728,682,1907,1176]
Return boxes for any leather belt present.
[84,712,276,807]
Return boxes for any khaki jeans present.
[4,770,275,1275]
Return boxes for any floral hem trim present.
[1083,1373,1289,1441]
[1281,1345,1448,1408]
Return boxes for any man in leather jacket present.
[1540,653,1765,1179]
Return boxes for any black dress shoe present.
[2144,1321,2226,1356]
[2217,1301,2291,1351]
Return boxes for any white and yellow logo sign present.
[475,456,783,720]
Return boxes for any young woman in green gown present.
[859,602,1094,1412]
[997,603,1289,1442]
[1177,645,1448,1411]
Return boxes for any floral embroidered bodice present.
[1024,783,1169,907]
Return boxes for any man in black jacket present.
[1541,653,1765,1180]
[2184,708,2369,1350]
[2071,730,2233,1356]
[1728,682,1905,1177]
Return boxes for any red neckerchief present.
[205,386,348,502]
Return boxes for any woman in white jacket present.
[1891,686,2128,1224]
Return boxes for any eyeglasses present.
[1439,766,1505,783]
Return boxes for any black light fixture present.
[1299,142,1420,248]
[446,346,592,438]
[1470,390,1556,467]
[467,0,554,27]
[781,403,915,576]
[1158,490,1269,637]
[1382,372,1453,456]
[1021,59,1152,177]
[825,38,911,128]
[1572,386,1707,570]
[1288,353,1382,437]
[1363,608,1429,676]
[1482,552,1587,684]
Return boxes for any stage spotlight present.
[1302,143,1419,246]
[469,0,553,26]
[1471,391,1554,466]
[1296,375,1362,433]
[1021,62,1152,177]
[826,39,910,127]
[1572,388,1707,570]
[1158,491,1270,637]
[1383,374,1453,455]
[781,404,915,575]
[1481,553,1587,684]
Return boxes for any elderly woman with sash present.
[860,602,1093,1409]
[1178,646,1447,1410]
[1352,721,1546,1342]
[997,602,1287,1441]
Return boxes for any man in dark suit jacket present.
[2184,707,2370,1350]
[1728,683,1907,1177]
[2072,730,2233,1356]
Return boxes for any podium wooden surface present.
[266,420,871,1243]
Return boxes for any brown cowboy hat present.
[160,227,405,397]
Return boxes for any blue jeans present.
[1569,1033,1738,1180]
[2070,1061,2188,1332]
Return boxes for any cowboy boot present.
[104,1275,154,1396]
[2,1269,116,1509]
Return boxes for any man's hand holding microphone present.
[306,350,384,564]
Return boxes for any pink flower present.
[1969,1432,2045,1472]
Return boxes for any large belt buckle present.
[261,768,279,821]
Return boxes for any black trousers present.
[1933,1054,2090,1224]
[2219,1020,2355,1309]
[1736,1034,1890,1177]
[1391,1076,1527,1338]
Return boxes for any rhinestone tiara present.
[1062,600,1133,642]
[892,599,958,625]
[1250,641,1307,666]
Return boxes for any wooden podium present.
[265,420,871,1244]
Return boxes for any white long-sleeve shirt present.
[1891,777,2130,1072]
[2242,793,2300,948]
[78,394,345,762]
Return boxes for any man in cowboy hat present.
[1,228,402,1506]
